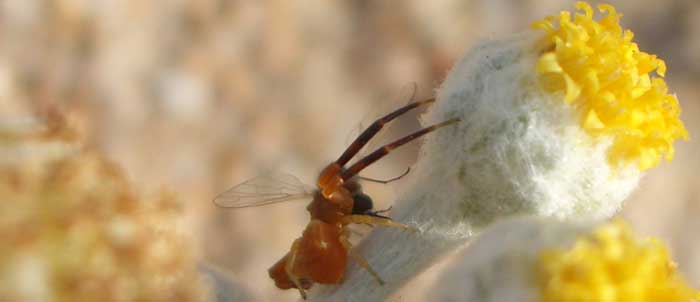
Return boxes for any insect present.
[214,98,459,299]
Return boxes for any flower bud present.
[309,3,688,301]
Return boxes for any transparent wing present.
[213,172,315,208]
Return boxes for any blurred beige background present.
[1,1,698,301]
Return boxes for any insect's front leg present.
[340,215,417,232]
[366,205,393,219]
[339,228,385,285]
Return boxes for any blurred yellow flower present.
[533,2,688,170]
[538,220,699,302]
[0,113,208,302]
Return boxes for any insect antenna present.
[335,98,435,166]
[341,118,460,180]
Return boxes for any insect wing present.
[214,172,314,208]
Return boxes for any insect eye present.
[351,193,374,215]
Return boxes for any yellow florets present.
[533,2,688,170]
[537,220,699,302]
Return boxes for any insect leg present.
[341,118,460,180]
[339,230,385,285]
[363,205,393,219]
[285,239,308,300]
[340,215,417,232]
[358,167,411,184]
[372,205,393,215]
[348,228,365,237]
[335,98,435,166]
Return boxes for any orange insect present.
[214,98,459,299]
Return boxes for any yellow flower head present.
[533,2,688,170]
[538,220,699,302]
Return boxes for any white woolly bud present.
[423,32,640,226]
[309,33,641,302]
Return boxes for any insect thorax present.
[306,191,346,224]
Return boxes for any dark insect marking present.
[351,193,374,215]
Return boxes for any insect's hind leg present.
[285,239,308,300]
[341,215,417,232]
[339,231,385,285]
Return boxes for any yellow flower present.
[430,218,698,302]
[533,2,688,170]
[538,220,699,302]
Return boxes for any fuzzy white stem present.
[431,217,587,302]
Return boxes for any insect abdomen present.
[292,220,347,284]
[268,254,296,289]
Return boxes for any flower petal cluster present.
[533,2,688,170]
[432,218,699,302]
[539,220,698,302]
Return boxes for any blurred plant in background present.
[0,112,208,301]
